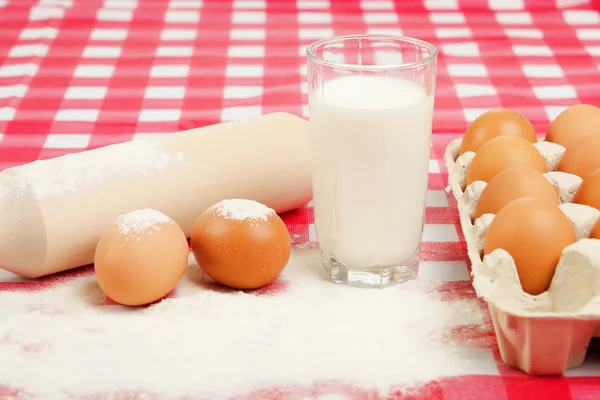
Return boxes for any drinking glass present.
[306,35,438,288]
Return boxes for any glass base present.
[321,245,420,289]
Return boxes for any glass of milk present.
[306,35,437,288]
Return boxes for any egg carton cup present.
[445,138,600,376]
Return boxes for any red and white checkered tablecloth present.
[2,0,600,399]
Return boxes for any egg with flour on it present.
[94,209,189,306]
[191,198,291,290]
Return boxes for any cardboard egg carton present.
[445,138,600,376]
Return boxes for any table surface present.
[2,0,600,399]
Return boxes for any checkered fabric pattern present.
[2,0,600,398]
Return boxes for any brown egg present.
[466,136,547,185]
[483,197,576,295]
[474,166,559,220]
[191,199,291,290]
[459,108,537,156]
[557,132,600,179]
[589,218,600,239]
[573,168,600,210]
[545,104,600,147]
[94,209,189,306]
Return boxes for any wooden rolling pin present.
[0,112,312,278]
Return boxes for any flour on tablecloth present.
[0,250,484,399]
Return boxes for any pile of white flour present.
[0,250,485,399]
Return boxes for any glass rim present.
[306,34,438,71]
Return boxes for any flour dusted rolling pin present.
[0,112,312,278]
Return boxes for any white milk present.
[309,75,434,268]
